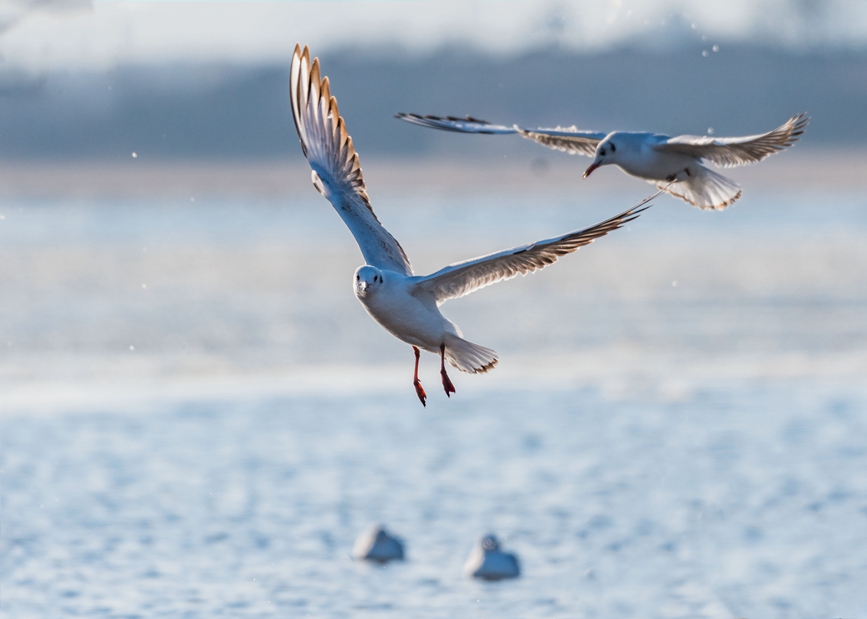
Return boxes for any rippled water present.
[2,181,867,618]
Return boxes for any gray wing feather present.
[396,112,606,157]
[291,45,413,275]
[655,113,809,167]
[414,194,657,304]
[515,127,606,157]
[395,113,517,134]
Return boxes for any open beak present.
[583,162,601,179]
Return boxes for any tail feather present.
[443,334,498,374]
[659,166,742,211]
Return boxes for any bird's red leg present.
[440,344,456,397]
[412,346,427,407]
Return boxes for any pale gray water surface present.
[1,183,867,618]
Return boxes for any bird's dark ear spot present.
[610,143,616,153]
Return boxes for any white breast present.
[357,277,452,352]
[617,138,698,182]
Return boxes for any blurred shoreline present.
[2,148,866,199]
[4,347,866,417]
[2,148,865,414]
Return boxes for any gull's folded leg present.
[440,344,456,397]
[412,346,427,407]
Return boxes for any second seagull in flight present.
[396,111,808,211]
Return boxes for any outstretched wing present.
[654,113,809,168]
[396,112,606,157]
[413,193,657,304]
[395,113,517,134]
[291,45,412,275]
[514,127,607,157]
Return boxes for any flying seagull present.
[396,112,808,211]
[291,45,652,406]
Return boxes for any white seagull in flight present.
[291,45,653,406]
[396,111,808,211]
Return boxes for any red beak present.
[583,162,601,179]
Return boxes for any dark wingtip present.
[395,112,425,122]
[792,112,810,135]
[610,193,657,228]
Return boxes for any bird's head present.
[374,529,389,544]
[481,534,501,552]
[584,136,619,178]
[354,265,384,297]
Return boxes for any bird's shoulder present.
[388,272,440,306]
[607,131,668,148]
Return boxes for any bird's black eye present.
[356,274,360,280]
[610,143,616,153]
[600,149,606,157]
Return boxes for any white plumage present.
[396,112,809,210]
[352,525,405,563]
[463,534,520,580]
[292,45,652,405]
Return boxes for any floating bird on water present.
[352,524,405,563]
[463,534,520,580]
[291,45,652,406]
[396,111,808,211]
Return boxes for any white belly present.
[357,283,452,352]
[619,151,698,182]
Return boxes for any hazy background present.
[0,0,866,162]
[2,2,867,619]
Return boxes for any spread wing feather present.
[515,127,606,157]
[655,113,809,167]
[395,113,517,134]
[291,45,412,275]
[414,194,657,304]
[396,112,606,157]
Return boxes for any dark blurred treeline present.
[1,44,865,161]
